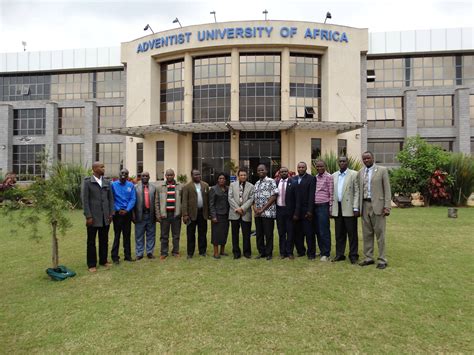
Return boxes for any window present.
[193,55,231,122]
[193,133,230,185]
[463,55,474,86]
[96,143,123,177]
[416,96,453,128]
[160,60,184,124]
[311,138,322,166]
[367,58,405,88]
[58,144,83,165]
[367,141,403,165]
[156,141,165,180]
[0,74,51,101]
[13,109,45,136]
[290,54,321,120]
[427,140,453,152]
[408,56,457,87]
[367,97,404,128]
[337,139,347,156]
[12,144,44,181]
[239,53,281,121]
[98,106,124,134]
[51,72,92,100]
[136,143,143,175]
[58,107,84,135]
[93,70,124,99]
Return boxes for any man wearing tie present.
[275,167,295,259]
[331,157,360,264]
[358,151,392,269]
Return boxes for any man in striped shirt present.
[313,160,334,262]
[156,169,183,259]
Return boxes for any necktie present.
[144,185,150,209]
[281,180,286,206]
[363,168,369,199]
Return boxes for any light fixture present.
[355,133,360,139]
[173,17,182,28]
[0,145,6,150]
[22,41,27,52]
[129,137,134,142]
[210,11,217,23]
[143,24,154,34]
[324,12,332,24]
[262,9,268,21]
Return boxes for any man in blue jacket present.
[111,168,136,263]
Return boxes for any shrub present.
[311,151,362,175]
[441,153,474,206]
[51,163,90,209]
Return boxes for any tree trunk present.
[52,221,59,269]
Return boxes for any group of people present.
[81,151,391,273]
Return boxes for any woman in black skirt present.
[209,173,230,259]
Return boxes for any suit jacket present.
[156,180,183,218]
[293,174,316,218]
[228,181,255,222]
[209,185,230,218]
[134,182,157,223]
[276,178,296,216]
[331,169,359,217]
[182,181,210,221]
[81,176,114,227]
[358,165,392,215]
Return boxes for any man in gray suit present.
[358,151,392,269]
[133,171,157,260]
[228,169,254,259]
[81,161,115,273]
[331,156,360,264]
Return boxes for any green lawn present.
[0,207,473,353]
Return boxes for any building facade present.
[0,22,473,183]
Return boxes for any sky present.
[0,0,472,52]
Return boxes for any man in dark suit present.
[81,161,115,273]
[133,171,157,260]
[292,162,316,259]
[275,167,295,259]
[358,151,392,269]
[182,169,210,258]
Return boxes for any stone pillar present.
[184,52,193,124]
[281,47,290,121]
[150,59,161,125]
[404,89,418,138]
[360,53,368,153]
[230,48,240,122]
[230,130,239,167]
[0,104,13,175]
[454,88,470,154]
[83,101,97,168]
[45,102,58,171]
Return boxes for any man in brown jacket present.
[182,169,210,258]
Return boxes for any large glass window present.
[136,143,143,175]
[51,72,92,100]
[156,141,164,180]
[58,107,84,135]
[338,139,347,156]
[192,133,230,185]
[427,140,453,152]
[289,54,321,120]
[193,55,231,122]
[311,138,322,166]
[13,109,45,136]
[464,55,474,86]
[367,140,403,165]
[96,143,123,177]
[239,53,281,121]
[416,96,453,128]
[367,97,404,128]
[408,56,457,87]
[239,131,281,183]
[0,74,51,101]
[57,143,83,165]
[367,58,405,88]
[94,71,124,98]
[160,60,184,124]
[12,144,44,181]
[98,106,124,134]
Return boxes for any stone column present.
[45,102,58,171]
[0,104,13,175]
[404,89,418,138]
[183,52,193,124]
[360,53,368,153]
[230,130,239,168]
[454,88,470,154]
[83,101,97,168]
[230,48,240,122]
[281,47,290,121]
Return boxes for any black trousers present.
[111,212,132,261]
[276,206,294,257]
[334,202,359,260]
[86,225,110,268]
[255,217,274,257]
[187,209,208,256]
[231,218,252,258]
[294,218,315,257]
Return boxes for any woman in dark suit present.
[209,173,230,259]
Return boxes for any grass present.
[0,207,473,353]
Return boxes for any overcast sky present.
[0,0,472,52]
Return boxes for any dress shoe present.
[359,259,375,267]
[220,252,229,256]
[172,252,180,257]
[297,253,306,257]
[266,256,272,260]
[136,256,143,261]
[255,255,264,259]
[376,262,388,270]
[280,255,287,259]
[124,258,136,262]
[147,254,156,259]
[186,255,193,259]
[113,260,120,265]
[288,255,295,260]
[213,255,221,259]
[244,255,251,259]
[199,253,207,257]
[159,255,167,261]
[103,262,112,267]
[320,256,329,262]
[88,267,97,273]
[308,256,316,260]
[350,258,358,264]
[332,256,346,262]
[233,255,241,260]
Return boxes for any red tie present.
[144,185,150,209]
